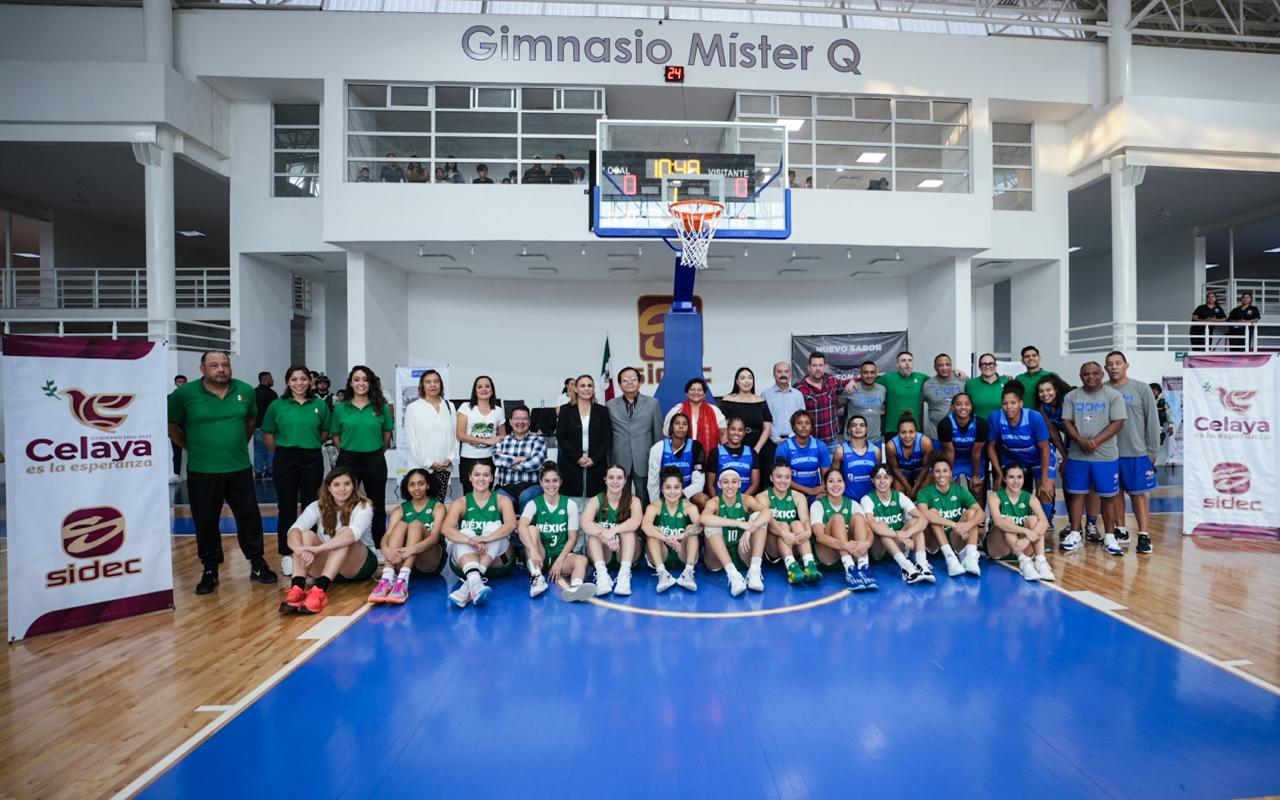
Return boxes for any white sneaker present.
[1060,531,1083,552]
[675,567,698,592]
[614,570,632,596]
[944,554,965,578]
[1086,522,1102,542]
[728,570,747,597]
[746,567,765,592]
[449,585,471,608]
[168,474,181,485]
[656,571,676,593]
[561,581,597,602]
[917,562,936,584]
[1034,556,1056,581]
[594,571,614,596]
[529,573,548,598]
[1103,533,1124,557]
[280,555,293,577]
[1019,557,1041,581]
[962,551,981,576]
[468,578,492,605]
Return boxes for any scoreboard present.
[600,151,758,199]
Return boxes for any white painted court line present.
[997,562,1280,698]
[1222,659,1254,668]
[1068,590,1128,612]
[296,615,354,641]
[111,603,373,800]
[193,705,231,713]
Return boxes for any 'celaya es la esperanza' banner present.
[3,335,174,641]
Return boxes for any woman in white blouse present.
[455,375,507,496]
[403,370,458,502]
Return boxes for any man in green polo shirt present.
[168,350,277,595]
[965,352,1010,422]
[876,351,930,433]
[1014,345,1056,412]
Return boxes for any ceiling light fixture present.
[418,244,425,258]
[12,252,39,259]
[917,179,944,189]
[1204,263,1219,269]
[856,152,887,164]
[177,230,205,238]
[638,244,643,257]
[743,246,749,258]
[1264,247,1280,254]
[1068,246,1083,253]
[775,118,805,132]
[581,245,587,256]
[846,248,853,260]
[790,248,798,259]
[521,245,528,256]
[469,244,476,256]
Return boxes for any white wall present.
[323,276,348,381]
[236,254,293,375]
[907,257,972,369]
[346,252,407,387]
[1009,259,1067,369]
[407,274,910,403]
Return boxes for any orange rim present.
[669,199,724,233]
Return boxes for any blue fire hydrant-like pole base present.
[655,256,704,413]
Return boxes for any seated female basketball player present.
[700,469,769,596]
[860,464,933,585]
[884,412,934,495]
[988,463,1055,582]
[647,413,710,510]
[368,468,446,605]
[641,466,702,593]
[914,454,984,579]
[754,459,821,586]
[517,462,595,602]
[441,461,517,609]
[809,469,876,591]
[580,464,644,597]
[278,467,379,615]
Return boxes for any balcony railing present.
[1204,278,1279,316]
[0,267,230,310]
[0,318,237,353]
[1066,320,1277,353]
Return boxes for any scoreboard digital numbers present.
[664,65,685,83]
[602,151,757,200]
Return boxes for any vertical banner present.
[1160,375,1183,465]
[392,365,449,478]
[1182,354,1279,540]
[3,335,174,641]
[790,331,909,383]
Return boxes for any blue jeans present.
[253,429,273,476]
[498,483,543,513]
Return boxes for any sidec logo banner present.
[1182,353,1280,540]
[2,335,174,641]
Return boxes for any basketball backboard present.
[591,120,791,240]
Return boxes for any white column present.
[346,251,368,368]
[305,281,327,373]
[133,134,176,343]
[1107,0,1132,100]
[143,0,172,66]
[1110,157,1144,352]
[952,256,974,370]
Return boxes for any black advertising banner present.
[791,331,909,382]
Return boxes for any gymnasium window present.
[273,104,320,197]
[992,123,1034,210]
[344,84,604,184]
[735,93,970,193]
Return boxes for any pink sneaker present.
[385,577,409,605]
[368,577,392,604]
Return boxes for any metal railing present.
[1066,320,1277,353]
[1204,278,1279,316]
[1,267,230,310]
[0,318,237,353]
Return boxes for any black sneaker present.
[194,568,219,595]
[1115,527,1131,544]
[1136,533,1152,554]
[250,560,278,583]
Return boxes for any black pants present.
[272,446,323,556]
[458,456,494,496]
[187,468,264,569]
[428,468,451,502]
[337,449,388,548]
[173,444,183,477]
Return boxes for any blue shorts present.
[1065,458,1120,497]
[1118,455,1158,494]
[952,458,985,481]
[1018,461,1057,483]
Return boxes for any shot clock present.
[664,65,685,83]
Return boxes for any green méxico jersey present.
[532,495,572,559]
[815,495,854,527]
[916,483,976,531]
[877,371,929,432]
[460,492,502,537]
[867,490,909,531]
[767,490,798,523]
[331,400,394,453]
[656,499,691,537]
[401,497,437,527]
[594,493,619,529]
[168,378,257,473]
[261,396,331,449]
[716,493,749,549]
[996,489,1033,526]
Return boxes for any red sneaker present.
[300,586,328,615]
[279,585,306,614]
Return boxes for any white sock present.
[802,553,816,565]
[527,560,541,577]
[840,554,855,569]
[478,562,489,575]
[784,556,797,568]
[941,544,956,558]
[892,552,913,571]
[914,550,928,566]
[656,565,670,577]
[397,567,411,580]
[1138,530,1148,537]
[681,563,695,576]
[857,555,870,569]
[963,544,978,558]
[594,560,608,576]
[725,564,742,578]
[466,570,483,588]
[381,567,395,581]
[750,557,763,570]
[570,577,582,587]
[619,562,631,575]
[1018,554,1032,565]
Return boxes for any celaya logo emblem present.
[1212,462,1251,495]
[43,381,135,432]
[61,507,126,557]
[1216,388,1257,414]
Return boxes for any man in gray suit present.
[607,366,665,505]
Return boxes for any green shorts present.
[814,550,844,573]
[336,545,378,582]
[449,553,517,579]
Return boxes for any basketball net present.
[668,199,724,270]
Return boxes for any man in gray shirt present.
[1060,361,1126,554]
[922,353,965,439]
[843,361,887,443]
[763,361,806,445]
[1105,350,1162,555]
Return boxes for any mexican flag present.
[600,337,616,402]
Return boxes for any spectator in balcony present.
[444,159,463,184]
[788,170,798,188]
[356,166,371,183]
[405,158,428,183]
[804,176,813,189]
[1227,291,1261,351]
[573,167,587,185]
[523,156,549,184]
[253,371,279,479]
[549,155,574,184]
[172,375,187,482]
[507,169,519,184]
[433,167,446,183]
[379,154,405,183]
[472,164,494,184]
[1190,290,1226,350]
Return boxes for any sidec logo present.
[1193,383,1271,437]
[47,506,141,587]
[1204,462,1262,511]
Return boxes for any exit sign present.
[1175,351,1187,362]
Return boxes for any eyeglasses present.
[979,362,996,367]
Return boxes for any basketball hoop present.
[667,199,724,270]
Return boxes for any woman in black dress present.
[718,367,774,471]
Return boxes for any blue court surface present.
[141,560,1279,800]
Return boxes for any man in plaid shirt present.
[797,351,852,449]
[493,405,548,511]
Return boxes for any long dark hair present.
[600,463,634,525]
[1036,374,1074,411]
[469,375,502,409]
[399,468,442,503]
[344,365,386,416]
[732,366,756,394]
[283,363,315,399]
